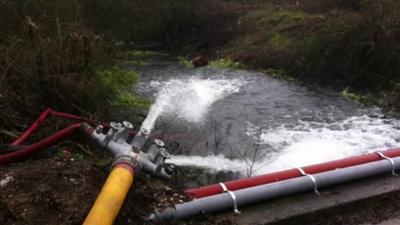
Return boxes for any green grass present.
[224,5,316,70]
[115,94,149,111]
[97,69,139,90]
[262,68,296,81]
[178,56,193,67]
[222,1,400,113]
[115,50,164,66]
[341,87,381,106]
[341,87,362,102]
[209,58,241,69]
[125,50,161,58]
[96,69,150,111]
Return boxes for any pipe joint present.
[113,154,139,172]
[81,122,175,179]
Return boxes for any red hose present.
[11,108,52,146]
[185,147,400,198]
[12,108,93,146]
[1,123,82,163]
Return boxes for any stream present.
[129,56,400,186]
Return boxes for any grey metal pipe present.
[80,122,173,179]
[149,155,400,221]
[130,128,149,152]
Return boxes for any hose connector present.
[81,122,175,179]
[113,154,139,172]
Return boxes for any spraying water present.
[169,154,247,173]
[170,116,400,175]
[134,59,400,180]
[167,114,400,175]
[246,115,400,174]
[140,77,242,132]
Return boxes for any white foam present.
[249,115,400,175]
[168,115,400,176]
[140,77,242,132]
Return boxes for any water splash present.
[165,115,400,176]
[248,115,400,174]
[135,65,400,177]
[167,154,247,173]
[140,77,242,132]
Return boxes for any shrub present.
[0,1,148,131]
[229,0,400,93]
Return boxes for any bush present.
[0,1,148,131]
[228,0,400,92]
[82,0,240,49]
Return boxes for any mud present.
[2,143,399,225]
[0,145,233,225]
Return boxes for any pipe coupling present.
[113,154,139,172]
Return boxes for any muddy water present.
[129,57,400,186]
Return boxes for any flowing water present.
[130,57,400,184]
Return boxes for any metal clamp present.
[376,152,399,176]
[219,182,228,192]
[110,122,123,130]
[122,121,133,129]
[296,167,320,195]
[154,139,165,147]
[113,154,139,171]
[219,183,240,214]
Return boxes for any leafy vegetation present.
[2,0,400,135]
[0,0,245,132]
[97,69,149,111]
[82,0,240,49]
[209,58,241,70]
[225,0,400,112]
[178,56,193,68]
[0,0,152,132]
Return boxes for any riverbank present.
[2,1,400,224]
[0,146,227,225]
[213,0,400,115]
[4,1,399,133]
[3,55,400,225]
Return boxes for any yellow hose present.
[83,163,135,225]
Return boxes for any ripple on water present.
[134,60,400,178]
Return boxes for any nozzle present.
[110,122,123,130]
[122,121,133,129]
[163,163,175,175]
[147,207,176,222]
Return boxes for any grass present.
[225,4,316,70]
[341,87,362,102]
[178,56,193,67]
[124,50,161,58]
[222,0,400,112]
[262,68,297,81]
[97,69,150,111]
[117,50,164,65]
[209,58,241,70]
[0,0,157,135]
[341,87,382,107]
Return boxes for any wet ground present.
[2,58,400,224]
[0,146,204,225]
[2,148,400,225]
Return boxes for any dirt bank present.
[0,145,234,225]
